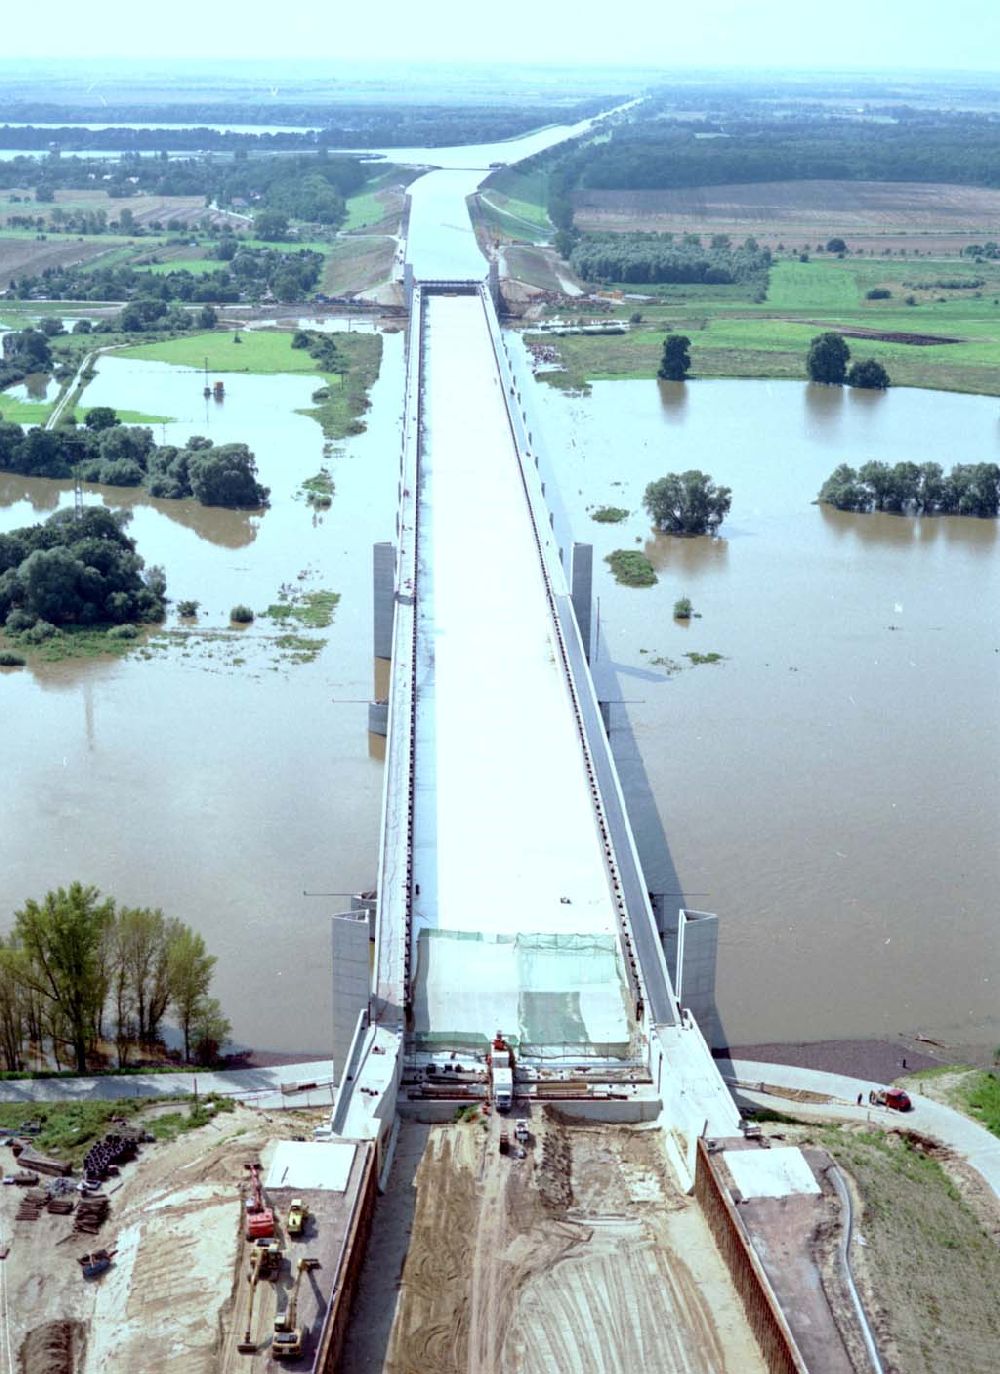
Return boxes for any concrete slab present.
[265,1141,357,1193]
[724,1145,821,1200]
[408,292,632,1051]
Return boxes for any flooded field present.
[0,338,404,1053]
[520,363,1000,1050]
[2,329,997,1055]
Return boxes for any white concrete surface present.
[724,1146,821,1200]
[410,292,630,1048]
[265,1140,356,1192]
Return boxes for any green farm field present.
[530,256,1000,396]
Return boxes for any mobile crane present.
[244,1160,275,1241]
[272,1256,320,1360]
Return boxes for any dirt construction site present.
[357,1114,768,1374]
[0,1103,331,1374]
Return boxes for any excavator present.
[272,1256,320,1361]
[237,1240,283,1354]
[244,1160,275,1241]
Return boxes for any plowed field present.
[574,180,1000,255]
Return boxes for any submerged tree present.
[848,359,890,390]
[806,332,851,384]
[644,470,732,536]
[658,334,692,381]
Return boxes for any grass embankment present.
[0,1095,234,1169]
[479,168,553,244]
[322,235,396,295]
[903,1065,1000,1138]
[530,255,1000,396]
[341,167,415,234]
[819,1126,1000,1374]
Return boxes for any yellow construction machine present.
[272,1256,320,1360]
[237,1240,284,1354]
[286,1197,308,1237]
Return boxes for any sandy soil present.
[383,1114,766,1374]
[0,1104,321,1374]
[573,180,1000,254]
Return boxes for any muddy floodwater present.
[2,335,998,1054]
[519,364,1000,1051]
[0,339,403,1053]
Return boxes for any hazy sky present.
[7,0,1000,69]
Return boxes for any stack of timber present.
[12,1144,71,1177]
[16,1189,48,1222]
[74,1196,109,1236]
[47,1195,75,1216]
[6,1170,40,1187]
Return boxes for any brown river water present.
[1,343,998,1054]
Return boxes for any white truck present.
[492,1066,513,1112]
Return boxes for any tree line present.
[0,96,609,150]
[0,883,229,1072]
[0,150,366,226]
[0,409,270,509]
[819,461,1000,516]
[0,506,166,638]
[558,110,1000,193]
[10,245,323,305]
[568,234,771,290]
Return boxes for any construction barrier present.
[694,1138,808,1374]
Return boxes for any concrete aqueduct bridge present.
[330,278,741,1191]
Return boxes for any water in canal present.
[521,367,1000,1052]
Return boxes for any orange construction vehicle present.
[244,1161,275,1241]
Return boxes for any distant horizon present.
[3,0,999,72]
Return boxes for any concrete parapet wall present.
[694,1139,809,1374]
[310,1144,379,1374]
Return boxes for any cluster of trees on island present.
[819,461,1000,516]
[0,506,166,641]
[0,411,269,509]
[0,883,229,1072]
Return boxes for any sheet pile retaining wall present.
[694,1138,808,1374]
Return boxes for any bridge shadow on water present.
[591,635,733,1051]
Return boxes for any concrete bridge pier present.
[570,540,594,662]
[369,541,397,738]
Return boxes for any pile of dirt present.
[19,1320,86,1374]
[537,1117,573,1212]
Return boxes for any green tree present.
[806,332,851,384]
[643,470,732,535]
[191,997,231,1065]
[658,334,692,381]
[254,209,289,241]
[167,928,217,1063]
[12,884,115,1073]
[826,237,848,254]
[847,359,890,390]
[84,406,120,431]
[188,444,270,508]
